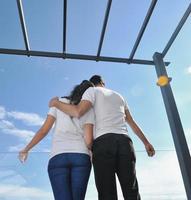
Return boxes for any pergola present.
[0,0,191,198]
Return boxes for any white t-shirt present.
[82,87,128,139]
[48,98,95,158]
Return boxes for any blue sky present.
[0,0,191,199]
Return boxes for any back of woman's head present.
[66,80,93,105]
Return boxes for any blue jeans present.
[48,153,91,200]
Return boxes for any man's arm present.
[49,97,92,118]
[125,109,155,157]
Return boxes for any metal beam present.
[153,52,191,199]
[97,0,112,58]
[16,0,30,52]
[63,0,67,53]
[0,48,170,66]
[129,0,157,60]
[162,3,191,57]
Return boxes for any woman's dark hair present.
[64,80,93,105]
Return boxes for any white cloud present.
[0,120,35,142]
[175,91,191,108]
[8,111,44,126]
[0,105,45,126]
[185,128,191,149]
[186,66,191,74]
[85,152,187,199]
[130,85,144,97]
[0,151,187,199]
[0,106,6,119]
[3,128,35,142]
[0,168,52,199]
[8,144,26,152]
[136,151,186,199]
[0,184,52,199]
[0,169,27,186]
[40,148,51,152]
[0,120,15,129]
[0,106,51,165]
[64,76,69,81]
[0,106,49,152]
[116,151,186,199]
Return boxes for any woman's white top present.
[48,98,95,158]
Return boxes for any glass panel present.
[0,152,186,199]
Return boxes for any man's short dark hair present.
[89,75,103,86]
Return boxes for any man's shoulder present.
[84,87,95,94]
[113,90,123,97]
[107,88,126,102]
[104,88,123,96]
[82,87,95,99]
[86,87,123,98]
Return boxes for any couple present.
[19,75,155,200]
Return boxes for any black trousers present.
[92,133,141,200]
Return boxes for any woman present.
[19,80,94,200]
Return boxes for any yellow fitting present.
[157,76,171,86]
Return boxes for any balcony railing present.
[0,151,187,200]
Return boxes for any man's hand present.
[145,143,155,157]
[49,97,59,108]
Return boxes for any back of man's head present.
[89,75,104,86]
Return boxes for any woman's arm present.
[83,124,94,151]
[125,109,155,157]
[19,115,55,163]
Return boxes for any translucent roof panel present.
[0,1,25,49]
[0,0,190,61]
[100,0,151,58]
[67,0,108,54]
[134,0,191,59]
[22,0,63,52]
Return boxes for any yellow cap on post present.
[157,76,171,86]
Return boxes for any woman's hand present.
[145,143,155,157]
[18,149,28,163]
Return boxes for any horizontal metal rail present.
[0,48,170,66]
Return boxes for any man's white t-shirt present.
[82,87,129,139]
[48,98,95,158]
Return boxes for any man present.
[49,75,155,200]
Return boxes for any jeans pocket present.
[74,154,91,167]
[48,154,64,170]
